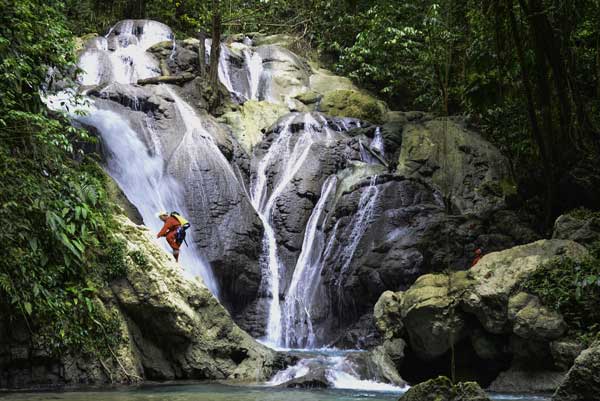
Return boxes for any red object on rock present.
[471,248,483,267]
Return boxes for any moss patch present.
[319,89,387,124]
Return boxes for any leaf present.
[23,302,32,315]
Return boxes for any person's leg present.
[166,232,181,263]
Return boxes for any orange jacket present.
[157,216,181,238]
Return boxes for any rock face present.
[0,215,284,388]
[374,240,588,387]
[396,118,516,215]
[553,341,600,401]
[400,376,491,401]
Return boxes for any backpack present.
[171,211,190,245]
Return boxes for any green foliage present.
[523,246,600,344]
[129,249,150,271]
[0,0,127,360]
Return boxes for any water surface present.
[0,383,551,401]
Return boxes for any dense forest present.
[1,0,600,397]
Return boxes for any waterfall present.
[76,105,218,294]
[250,113,337,345]
[371,127,385,156]
[56,20,233,295]
[78,20,172,86]
[336,176,380,289]
[281,175,337,348]
[208,38,266,103]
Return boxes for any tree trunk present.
[209,0,222,112]
[198,31,206,77]
[507,0,556,226]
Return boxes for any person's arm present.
[157,221,170,238]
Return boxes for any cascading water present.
[80,106,217,293]
[78,20,172,86]
[371,127,385,156]
[335,176,380,291]
[251,113,337,345]
[281,175,338,348]
[52,20,229,294]
[208,38,266,102]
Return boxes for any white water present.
[371,127,385,156]
[78,20,172,86]
[281,175,337,348]
[208,38,266,102]
[268,351,407,393]
[336,176,380,289]
[67,20,223,293]
[250,113,337,346]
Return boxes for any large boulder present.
[553,341,600,401]
[464,240,587,334]
[400,272,472,360]
[400,376,491,401]
[397,118,516,215]
[373,239,588,388]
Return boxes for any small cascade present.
[334,176,380,293]
[281,175,338,348]
[268,350,407,393]
[250,113,337,345]
[78,20,172,86]
[371,127,385,156]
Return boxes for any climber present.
[156,211,190,263]
[471,248,483,267]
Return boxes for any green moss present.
[522,249,600,345]
[567,207,600,221]
[320,89,387,124]
[129,249,150,271]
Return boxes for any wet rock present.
[553,341,600,401]
[400,376,490,401]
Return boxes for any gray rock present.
[397,118,516,215]
[553,212,600,247]
[400,376,490,401]
[488,367,566,393]
[464,240,588,334]
[553,341,600,401]
[550,340,585,371]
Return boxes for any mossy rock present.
[319,89,387,124]
[400,376,490,401]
